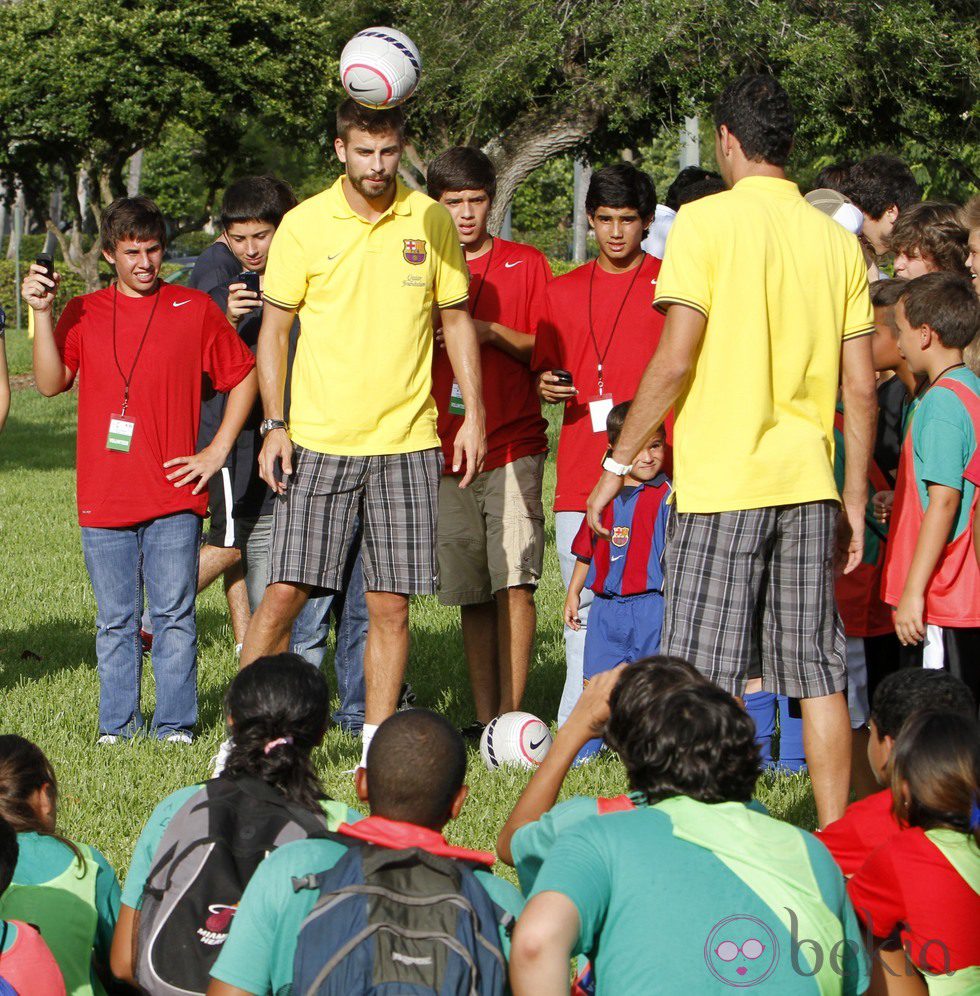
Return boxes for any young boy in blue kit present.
[563,402,671,762]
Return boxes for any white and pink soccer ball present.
[340,28,422,109]
[480,712,553,771]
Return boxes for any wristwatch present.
[601,449,633,477]
[260,418,288,438]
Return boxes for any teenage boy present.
[426,146,552,735]
[586,75,878,828]
[842,154,922,257]
[564,403,670,762]
[889,201,970,280]
[206,709,523,996]
[882,272,980,698]
[23,197,257,742]
[819,667,975,876]
[510,668,869,995]
[241,100,486,769]
[533,163,664,725]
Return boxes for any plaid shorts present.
[269,446,442,595]
[662,501,846,699]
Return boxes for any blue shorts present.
[576,590,665,763]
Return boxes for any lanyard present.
[111,285,160,416]
[930,363,965,388]
[468,237,496,316]
[588,254,645,394]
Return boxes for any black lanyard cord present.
[930,362,965,388]
[469,237,496,316]
[587,254,645,393]
[112,285,160,416]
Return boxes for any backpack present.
[136,776,328,996]
[291,835,510,996]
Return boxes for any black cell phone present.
[237,271,261,296]
[551,368,574,386]
[35,254,54,283]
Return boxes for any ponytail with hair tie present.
[264,737,293,756]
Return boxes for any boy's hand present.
[163,445,226,494]
[22,263,60,312]
[537,371,578,404]
[259,427,292,495]
[872,489,894,524]
[894,592,925,646]
[226,283,261,324]
[563,664,628,741]
[563,592,581,631]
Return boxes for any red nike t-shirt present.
[532,254,666,512]
[433,238,551,475]
[817,788,903,877]
[55,283,255,528]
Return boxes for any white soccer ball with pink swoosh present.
[480,712,553,770]
[340,28,422,109]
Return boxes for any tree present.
[0,0,336,289]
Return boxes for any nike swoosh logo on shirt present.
[173,300,191,308]
[504,261,523,268]
[328,252,341,260]
[611,555,624,561]
[529,736,547,750]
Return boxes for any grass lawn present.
[0,329,816,887]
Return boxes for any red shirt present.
[532,254,666,512]
[55,283,255,528]
[817,788,902,877]
[433,238,550,474]
[0,920,66,995]
[848,827,980,976]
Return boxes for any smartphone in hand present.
[35,254,55,283]
[552,369,574,387]
[237,271,261,297]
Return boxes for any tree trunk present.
[0,183,8,259]
[127,149,144,197]
[43,186,62,257]
[6,187,24,260]
[483,104,601,234]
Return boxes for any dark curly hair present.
[887,201,969,275]
[870,667,974,740]
[605,660,758,804]
[842,155,922,220]
[712,74,794,166]
[222,653,330,813]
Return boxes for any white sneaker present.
[96,734,119,745]
[163,732,193,745]
[210,738,233,777]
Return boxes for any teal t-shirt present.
[211,835,525,996]
[121,783,360,909]
[531,797,869,995]
[910,367,980,542]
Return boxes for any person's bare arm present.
[510,892,581,996]
[0,336,9,432]
[839,334,878,574]
[474,319,534,364]
[163,368,258,493]
[254,301,296,494]
[109,905,139,986]
[207,982,256,996]
[894,484,960,646]
[497,665,625,866]
[23,263,73,396]
[586,304,705,536]
[440,304,487,487]
[563,559,590,631]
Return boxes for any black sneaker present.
[397,683,416,710]
[460,721,487,743]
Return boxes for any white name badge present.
[106,414,136,453]
[588,395,614,433]
[449,379,465,416]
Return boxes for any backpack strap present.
[596,794,635,814]
[225,775,329,839]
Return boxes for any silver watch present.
[260,419,288,438]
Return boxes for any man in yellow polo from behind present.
[241,100,486,769]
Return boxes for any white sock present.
[359,724,379,769]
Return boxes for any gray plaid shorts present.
[662,500,846,699]
[269,446,443,595]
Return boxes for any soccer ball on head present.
[340,27,422,109]
[480,712,553,771]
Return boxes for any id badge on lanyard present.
[588,394,614,433]
[107,414,136,452]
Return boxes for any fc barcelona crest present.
[611,526,630,548]
[403,239,427,264]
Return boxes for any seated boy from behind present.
[207,709,523,996]
[818,667,975,876]
[564,401,671,763]
[881,273,980,693]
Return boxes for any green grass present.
[0,328,816,888]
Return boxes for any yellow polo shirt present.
[654,175,874,513]
[263,177,469,455]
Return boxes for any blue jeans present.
[556,511,593,726]
[290,535,368,734]
[81,512,201,738]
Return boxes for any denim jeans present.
[555,510,593,726]
[290,533,368,734]
[81,512,201,739]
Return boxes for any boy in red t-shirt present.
[532,163,665,725]
[23,197,256,743]
[427,147,552,735]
